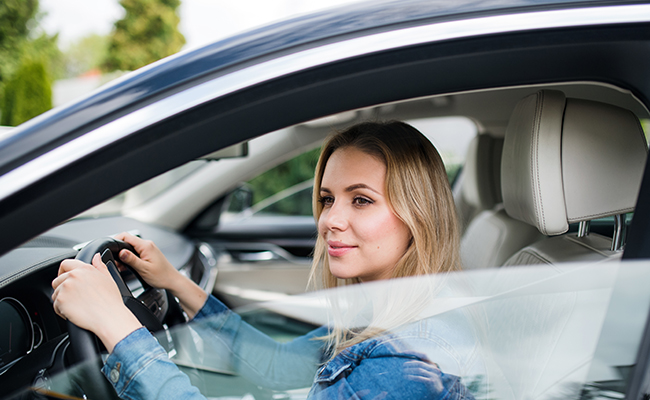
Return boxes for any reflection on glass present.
[11,261,650,400]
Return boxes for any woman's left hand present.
[52,253,142,353]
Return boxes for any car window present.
[22,260,650,400]
[252,179,314,217]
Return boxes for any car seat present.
[458,135,544,270]
[454,134,503,233]
[500,90,648,266]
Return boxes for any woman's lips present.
[327,241,356,257]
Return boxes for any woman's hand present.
[403,359,445,394]
[115,232,208,318]
[52,253,142,352]
[114,232,180,291]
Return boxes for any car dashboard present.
[0,217,218,399]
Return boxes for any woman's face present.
[318,147,411,282]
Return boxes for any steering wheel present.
[65,238,184,398]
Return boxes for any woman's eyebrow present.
[320,184,381,194]
[346,184,380,194]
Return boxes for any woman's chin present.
[328,265,357,281]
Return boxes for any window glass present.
[409,117,476,183]
[33,261,650,400]
[241,147,320,215]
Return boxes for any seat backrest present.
[501,90,648,266]
[458,135,543,270]
[454,134,504,234]
[461,206,544,269]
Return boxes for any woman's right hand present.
[114,232,180,291]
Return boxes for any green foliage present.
[1,59,52,126]
[0,0,38,56]
[103,0,186,72]
[247,147,321,205]
[0,0,62,125]
[0,0,38,102]
[0,0,61,80]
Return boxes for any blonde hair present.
[309,121,461,355]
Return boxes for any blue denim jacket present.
[102,295,477,399]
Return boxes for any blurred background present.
[0,0,358,126]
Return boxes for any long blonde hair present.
[309,121,461,354]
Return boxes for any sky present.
[39,0,360,51]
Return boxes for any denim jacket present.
[102,295,478,399]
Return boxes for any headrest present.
[461,134,504,210]
[501,90,648,236]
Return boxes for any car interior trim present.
[0,4,649,204]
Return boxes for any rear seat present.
[455,134,504,233]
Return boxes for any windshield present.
[19,260,650,400]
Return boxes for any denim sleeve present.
[189,295,327,390]
[103,295,325,398]
[102,327,207,400]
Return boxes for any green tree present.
[0,0,60,123]
[103,0,185,72]
[1,59,52,126]
[0,0,38,82]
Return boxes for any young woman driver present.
[52,121,476,399]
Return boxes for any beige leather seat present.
[501,90,648,266]
[455,134,504,233]
[458,135,543,270]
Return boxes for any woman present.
[52,121,475,399]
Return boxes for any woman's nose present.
[321,202,348,231]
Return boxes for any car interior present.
[1,79,649,399]
[133,82,648,305]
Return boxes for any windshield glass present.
[20,260,650,400]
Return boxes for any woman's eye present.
[319,196,334,206]
[353,197,373,206]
